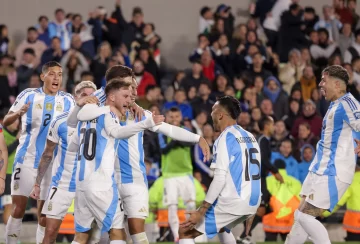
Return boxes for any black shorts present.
[3,174,12,195]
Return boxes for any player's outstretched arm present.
[105,112,164,139]
[67,96,99,127]
[77,103,110,121]
[30,140,57,199]
[0,127,8,195]
[3,102,30,127]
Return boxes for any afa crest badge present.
[13,181,19,191]
[45,103,53,111]
[354,112,360,120]
[48,202,52,211]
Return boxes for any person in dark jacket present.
[40,37,64,66]
[284,98,301,131]
[263,76,289,120]
[293,122,319,161]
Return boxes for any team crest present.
[56,103,63,112]
[45,103,53,111]
[120,115,126,122]
[128,112,134,121]
[328,113,333,119]
[354,112,360,120]
[13,181,19,191]
[48,202,52,211]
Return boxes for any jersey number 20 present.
[244,148,260,181]
[78,128,97,161]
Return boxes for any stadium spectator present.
[314,5,342,42]
[0,25,14,56]
[137,84,163,109]
[271,120,292,152]
[293,122,318,161]
[271,139,300,180]
[163,89,193,120]
[284,98,301,131]
[14,27,47,68]
[338,23,354,56]
[41,37,64,66]
[133,58,156,97]
[292,65,317,102]
[263,76,289,119]
[298,144,315,184]
[16,48,37,92]
[48,8,72,50]
[191,82,215,119]
[199,6,214,34]
[291,99,323,138]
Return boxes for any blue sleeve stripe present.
[50,112,69,127]
[343,97,357,111]
[110,112,116,118]
[158,133,167,149]
[18,89,32,100]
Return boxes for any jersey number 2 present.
[244,148,260,181]
[78,128,97,161]
[43,114,52,126]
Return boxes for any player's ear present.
[40,73,45,82]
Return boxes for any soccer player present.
[285,65,360,244]
[0,123,9,195]
[28,81,98,244]
[71,79,165,244]
[3,61,75,244]
[178,96,261,244]
[77,79,210,244]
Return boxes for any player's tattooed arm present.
[35,140,57,185]
[198,201,211,216]
[299,201,323,217]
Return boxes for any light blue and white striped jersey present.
[93,87,106,105]
[11,88,75,169]
[114,110,157,185]
[211,125,261,215]
[309,93,360,184]
[72,112,120,191]
[47,112,77,192]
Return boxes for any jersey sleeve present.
[47,119,61,143]
[144,110,161,132]
[341,97,360,132]
[9,88,32,113]
[210,132,234,172]
[77,104,110,121]
[92,87,106,105]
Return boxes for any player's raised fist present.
[30,184,41,200]
[152,112,164,125]
[77,96,99,107]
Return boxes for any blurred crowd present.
[1,0,360,241]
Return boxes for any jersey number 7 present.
[244,148,260,182]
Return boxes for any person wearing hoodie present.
[133,58,156,97]
[294,122,318,161]
[292,65,317,102]
[291,99,323,138]
[271,139,300,181]
[298,144,315,184]
[263,76,289,120]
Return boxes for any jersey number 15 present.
[244,148,260,182]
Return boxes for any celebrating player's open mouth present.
[51,82,59,89]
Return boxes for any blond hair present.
[74,80,97,96]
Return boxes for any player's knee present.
[109,228,126,241]
[46,226,59,239]
[12,203,26,218]
[128,218,145,235]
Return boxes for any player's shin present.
[284,210,309,244]
[36,223,45,244]
[5,216,22,244]
[43,218,62,244]
[168,204,180,240]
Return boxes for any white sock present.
[5,216,22,244]
[36,224,45,244]
[218,231,236,244]
[285,210,308,244]
[130,232,149,244]
[179,239,195,244]
[297,210,331,244]
[71,241,81,244]
[109,241,126,244]
[168,205,180,240]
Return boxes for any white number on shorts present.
[244,148,260,181]
[14,168,21,180]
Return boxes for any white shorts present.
[117,182,149,219]
[163,175,195,206]
[42,187,75,220]
[300,172,350,212]
[11,164,36,197]
[195,201,251,239]
[75,185,124,233]
[39,162,53,201]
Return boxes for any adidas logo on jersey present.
[8,234,18,238]
[138,207,147,213]
[36,104,42,109]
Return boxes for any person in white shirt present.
[178,96,261,244]
[3,61,75,244]
[76,78,210,244]
[285,65,360,244]
[71,79,164,244]
[28,81,97,244]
